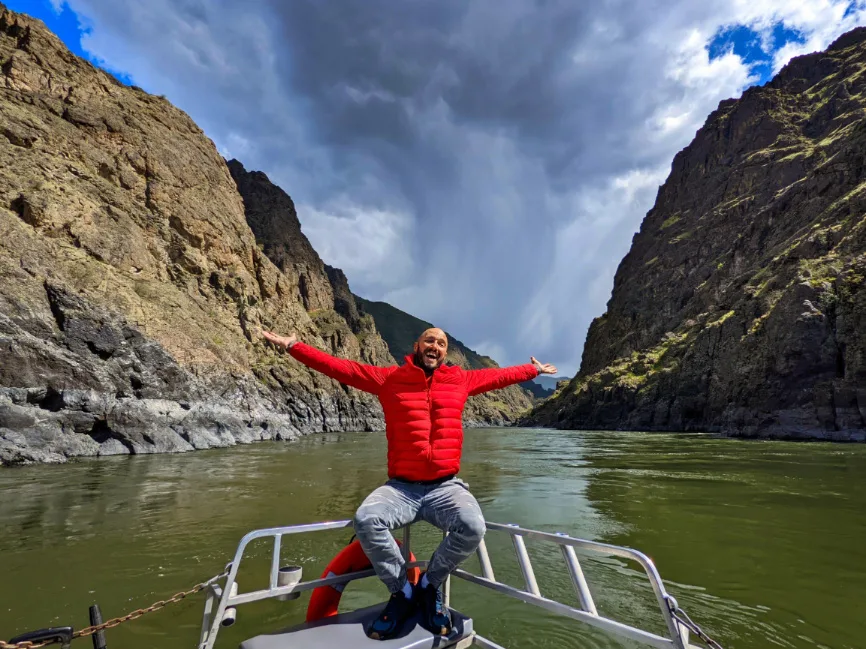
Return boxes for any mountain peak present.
[828,25,866,52]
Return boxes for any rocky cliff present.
[0,5,531,465]
[529,29,866,440]
[225,159,391,362]
[0,4,390,467]
[0,4,398,465]
[356,296,535,424]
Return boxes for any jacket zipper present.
[410,361,435,463]
[426,373,433,460]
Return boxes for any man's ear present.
[412,342,419,354]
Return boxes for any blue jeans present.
[353,477,486,593]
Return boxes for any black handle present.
[8,626,74,645]
[89,605,107,649]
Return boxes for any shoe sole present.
[367,620,404,640]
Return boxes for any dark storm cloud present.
[270,0,658,183]
[58,0,865,372]
[251,0,712,368]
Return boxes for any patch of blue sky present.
[708,22,806,86]
[3,0,134,86]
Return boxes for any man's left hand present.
[262,329,297,350]
[531,357,557,375]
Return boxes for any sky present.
[6,0,866,375]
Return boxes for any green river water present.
[1,428,864,649]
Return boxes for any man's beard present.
[415,350,442,371]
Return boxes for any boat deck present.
[238,603,474,649]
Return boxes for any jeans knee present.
[454,511,486,543]
[353,505,385,534]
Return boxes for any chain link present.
[0,639,51,649]
[1,568,229,649]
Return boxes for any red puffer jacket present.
[288,342,539,481]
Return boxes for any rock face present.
[0,5,531,465]
[0,4,393,465]
[529,30,866,440]
[356,297,535,424]
[225,159,392,363]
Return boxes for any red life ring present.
[306,539,421,622]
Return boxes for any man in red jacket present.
[262,327,556,640]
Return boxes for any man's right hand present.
[530,356,558,375]
[262,330,297,350]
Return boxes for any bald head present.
[413,327,448,372]
[418,327,447,344]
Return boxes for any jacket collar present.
[402,354,458,374]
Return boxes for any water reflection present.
[0,429,864,649]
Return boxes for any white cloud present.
[469,340,509,365]
[769,2,866,72]
[299,201,416,295]
[518,166,669,375]
[218,132,253,161]
[712,0,866,74]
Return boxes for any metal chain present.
[1,567,230,649]
[0,639,51,649]
[672,605,725,649]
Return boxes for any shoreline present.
[3,400,861,468]
[0,386,522,467]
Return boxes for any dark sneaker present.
[367,588,415,640]
[420,581,452,636]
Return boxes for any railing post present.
[443,529,451,607]
[198,588,215,649]
[402,525,411,562]
[556,534,597,615]
[476,538,496,581]
[665,595,690,649]
[678,621,690,648]
[508,525,540,596]
[270,535,282,589]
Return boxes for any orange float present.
[306,539,421,622]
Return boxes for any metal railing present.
[453,522,690,649]
[198,520,697,649]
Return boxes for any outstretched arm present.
[262,330,392,395]
[466,357,558,396]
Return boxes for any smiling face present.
[413,327,448,371]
